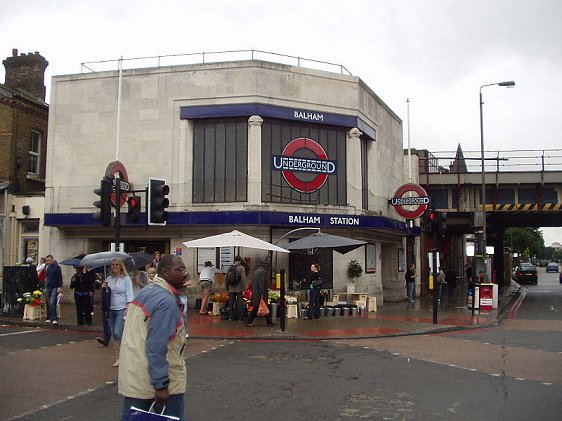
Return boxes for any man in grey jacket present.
[118,254,187,421]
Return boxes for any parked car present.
[513,263,538,285]
[546,262,559,273]
[539,259,548,267]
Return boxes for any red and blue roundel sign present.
[389,183,430,219]
[272,137,337,193]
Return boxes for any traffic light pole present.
[114,173,121,252]
[432,232,438,324]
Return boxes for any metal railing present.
[419,149,562,174]
[81,49,353,76]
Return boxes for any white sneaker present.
[45,320,51,323]
[112,359,119,367]
[52,320,58,325]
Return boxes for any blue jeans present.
[121,394,185,421]
[307,288,321,319]
[406,282,415,301]
[109,308,126,341]
[45,287,58,321]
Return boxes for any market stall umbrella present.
[79,251,136,272]
[182,230,289,253]
[59,254,86,267]
[286,232,366,254]
[129,252,154,269]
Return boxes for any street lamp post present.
[479,80,515,267]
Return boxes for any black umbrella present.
[59,254,86,267]
[287,232,366,254]
[129,252,154,269]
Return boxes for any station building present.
[44,54,418,303]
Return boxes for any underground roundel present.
[389,183,430,219]
[272,137,337,193]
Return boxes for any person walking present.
[198,261,216,315]
[405,263,416,303]
[44,255,63,324]
[245,258,274,327]
[118,254,187,421]
[436,266,446,303]
[70,266,96,326]
[227,256,247,321]
[104,259,133,367]
[306,262,323,319]
[96,274,112,347]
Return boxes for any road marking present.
[0,329,45,337]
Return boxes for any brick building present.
[0,48,48,272]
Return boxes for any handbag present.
[257,297,270,317]
[127,403,180,420]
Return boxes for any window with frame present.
[192,119,248,203]
[28,131,41,175]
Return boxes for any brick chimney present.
[2,48,49,100]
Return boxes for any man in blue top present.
[44,254,63,324]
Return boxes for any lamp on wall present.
[16,156,22,169]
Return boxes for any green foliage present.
[347,259,363,280]
[504,227,545,259]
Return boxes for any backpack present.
[226,265,241,286]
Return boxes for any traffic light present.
[148,178,169,225]
[423,207,437,233]
[438,212,447,233]
[126,195,141,223]
[93,178,112,226]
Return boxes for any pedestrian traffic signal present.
[148,178,169,225]
[126,195,141,223]
[93,178,112,226]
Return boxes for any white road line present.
[0,329,45,337]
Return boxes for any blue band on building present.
[179,103,376,140]
[44,210,417,235]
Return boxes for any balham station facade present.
[44,55,418,304]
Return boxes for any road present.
[1,268,560,420]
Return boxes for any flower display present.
[286,296,298,304]
[18,290,43,306]
[268,290,280,303]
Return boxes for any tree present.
[504,227,545,259]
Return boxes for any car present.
[513,263,538,285]
[546,262,559,273]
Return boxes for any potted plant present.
[18,290,44,320]
[268,290,280,319]
[347,260,363,293]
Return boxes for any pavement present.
[0,282,523,340]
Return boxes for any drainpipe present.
[0,184,9,269]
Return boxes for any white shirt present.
[199,266,216,284]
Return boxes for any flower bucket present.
[23,304,41,320]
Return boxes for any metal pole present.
[407,98,412,183]
[115,58,123,162]
[480,89,486,263]
[114,174,121,252]
[432,241,438,324]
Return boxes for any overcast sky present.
[2,0,561,245]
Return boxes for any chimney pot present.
[12,48,18,57]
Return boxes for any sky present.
[1,0,561,244]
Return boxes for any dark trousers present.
[246,301,273,325]
[101,310,111,344]
[74,294,92,325]
[228,292,244,320]
[307,288,321,319]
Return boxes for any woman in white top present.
[198,261,216,315]
[102,258,133,367]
